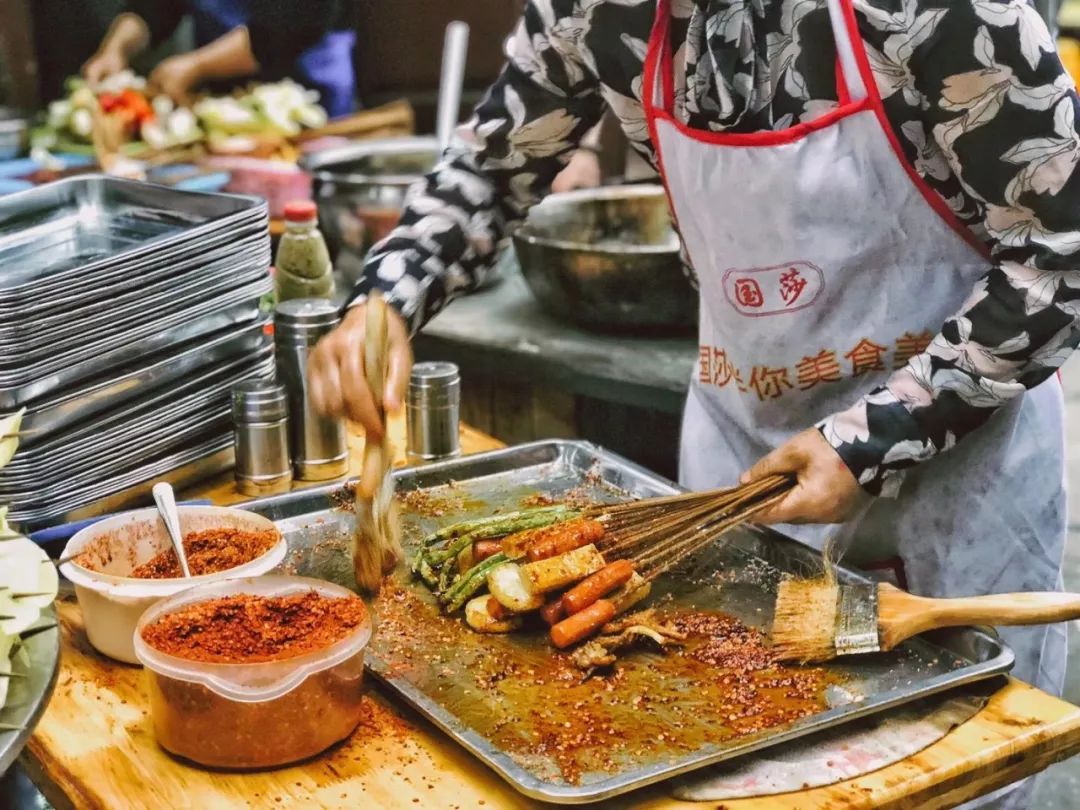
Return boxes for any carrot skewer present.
[563,560,635,616]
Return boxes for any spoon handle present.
[152,482,192,578]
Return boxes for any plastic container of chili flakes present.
[133,575,373,769]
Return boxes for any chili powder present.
[141,591,368,663]
[129,527,279,579]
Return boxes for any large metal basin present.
[301,136,438,282]
[511,185,696,332]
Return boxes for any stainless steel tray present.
[0,350,272,493]
[0,175,265,293]
[239,440,1014,804]
[0,219,269,317]
[12,436,235,528]
[0,248,270,358]
[21,314,270,437]
[0,231,269,334]
[0,290,269,407]
[0,610,59,774]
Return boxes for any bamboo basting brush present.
[770,578,1080,664]
[352,292,403,593]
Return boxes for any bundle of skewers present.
[411,475,792,650]
[351,292,404,594]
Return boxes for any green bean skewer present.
[441,553,509,613]
[420,506,575,551]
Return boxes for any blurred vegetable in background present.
[32,74,326,158]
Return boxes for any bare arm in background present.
[552,122,603,193]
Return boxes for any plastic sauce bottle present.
[274,200,335,303]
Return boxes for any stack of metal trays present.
[0,176,275,528]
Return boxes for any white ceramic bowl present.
[59,506,287,663]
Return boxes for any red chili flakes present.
[141,590,367,663]
[129,528,279,579]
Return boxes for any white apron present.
[642,0,1067,705]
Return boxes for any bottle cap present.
[283,200,318,222]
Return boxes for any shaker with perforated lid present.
[274,298,350,481]
[407,362,461,461]
[231,379,293,496]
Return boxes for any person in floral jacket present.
[311,5,1078,804]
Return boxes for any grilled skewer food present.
[412,477,791,651]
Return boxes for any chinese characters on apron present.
[642,0,1067,701]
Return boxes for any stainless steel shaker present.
[231,380,293,496]
[407,362,461,461]
[274,299,350,480]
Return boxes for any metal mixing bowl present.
[301,136,438,282]
[511,185,696,332]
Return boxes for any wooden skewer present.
[637,488,790,580]
[584,474,794,581]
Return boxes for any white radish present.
[0,592,39,636]
[0,408,24,470]
[610,572,651,615]
[0,537,59,609]
[465,596,522,633]
[487,563,544,612]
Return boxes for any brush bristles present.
[769,578,839,663]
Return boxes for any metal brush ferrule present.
[834,583,880,656]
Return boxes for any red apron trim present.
[650,101,871,148]
[648,0,867,148]
[832,0,991,260]
[660,9,675,116]
[643,0,687,258]
[643,0,990,260]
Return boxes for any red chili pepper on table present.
[119,89,155,124]
[97,92,120,113]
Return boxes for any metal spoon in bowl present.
[152,482,192,578]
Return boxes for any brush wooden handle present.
[879,584,1080,650]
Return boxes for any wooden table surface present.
[21,416,1080,809]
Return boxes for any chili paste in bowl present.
[134,575,372,769]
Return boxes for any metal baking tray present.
[0,175,265,293]
[21,314,270,437]
[3,345,271,473]
[0,231,269,334]
[0,290,269,407]
[240,440,1014,804]
[2,412,232,505]
[0,253,270,359]
[13,438,235,528]
[0,219,269,317]
[0,350,273,493]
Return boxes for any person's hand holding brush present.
[308,300,412,496]
[740,428,866,525]
[309,295,410,593]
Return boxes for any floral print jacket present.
[352,0,1080,497]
